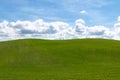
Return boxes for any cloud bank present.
[0,17,120,41]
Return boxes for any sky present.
[0,0,120,41]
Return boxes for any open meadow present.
[0,39,120,80]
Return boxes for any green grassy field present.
[0,39,120,80]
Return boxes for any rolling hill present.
[0,39,120,80]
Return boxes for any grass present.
[0,38,120,80]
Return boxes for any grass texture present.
[0,39,120,80]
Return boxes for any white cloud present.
[0,16,120,41]
[118,16,120,22]
[113,21,120,40]
[80,10,88,14]
[75,19,85,24]
[88,26,108,35]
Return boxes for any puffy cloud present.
[75,19,86,33]
[0,17,120,41]
[87,26,108,35]
[117,16,120,22]
[75,19,85,25]
[113,22,120,40]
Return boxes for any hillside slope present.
[0,39,120,80]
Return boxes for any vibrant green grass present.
[0,38,120,80]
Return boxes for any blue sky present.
[0,0,120,27]
[0,0,120,41]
